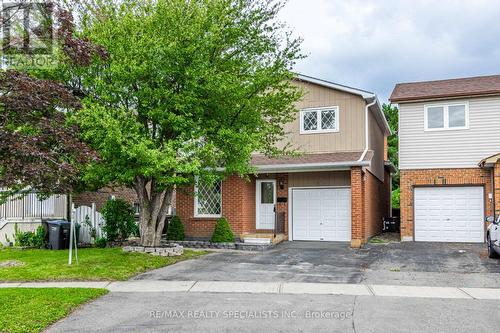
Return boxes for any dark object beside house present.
[383,217,400,232]
[47,220,71,250]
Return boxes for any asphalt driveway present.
[135,241,500,287]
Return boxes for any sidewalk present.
[2,280,500,300]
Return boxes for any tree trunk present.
[133,176,173,247]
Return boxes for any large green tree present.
[382,103,399,208]
[57,0,303,246]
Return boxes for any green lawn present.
[0,288,108,333]
[0,248,207,282]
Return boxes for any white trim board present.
[256,179,276,230]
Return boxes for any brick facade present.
[177,176,255,239]
[177,169,390,246]
[400,168,493,240]
[351,167,391,247]
[364,169,391,240]
[350,167,364,247]
[494,163,500,218]
[176,174,290,240]
[73,187,138,211]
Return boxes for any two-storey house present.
[177,74,392,248]
[391,74,500,243]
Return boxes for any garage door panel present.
[414,187,484,243]
[292,188,351,242]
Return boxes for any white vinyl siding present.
[399,96,500,169]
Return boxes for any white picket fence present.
[72,203,105,244]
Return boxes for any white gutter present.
[358,98,378,162]
[255,160,371,173]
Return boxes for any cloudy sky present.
[279,0,500,103]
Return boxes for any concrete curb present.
[2,281,500,300]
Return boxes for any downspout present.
[491,167,495,219]
[358,98,378,162]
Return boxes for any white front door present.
[414,186,484,242]
[292,188,351,241]
[256,180,276,230]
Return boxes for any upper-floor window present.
[424,102,468,131]
[194,178,222,218]
[300,106,339,134]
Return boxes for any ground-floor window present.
[194,179,222,217]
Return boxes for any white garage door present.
[292,188,351,241]
[414,187,484,243]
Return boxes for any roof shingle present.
[251,151,372,166]
[390,74,500,102]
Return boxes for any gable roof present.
[296,74,391,136]
[296,74,375,99]
[390,74,500,103]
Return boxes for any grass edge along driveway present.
[0,247,208,282]
[0,287,108,333]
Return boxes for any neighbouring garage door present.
[292,188,351,241]
[414,187,484,243]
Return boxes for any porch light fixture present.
[278,178,285,190]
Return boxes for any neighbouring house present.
[0,187,147,245]
[177,74,393,248]
[0,190,69,245]
[390,74,500,243]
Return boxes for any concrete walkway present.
[3,280,500,300]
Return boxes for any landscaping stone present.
[161,240,237,250]
[122,244,183,256]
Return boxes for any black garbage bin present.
[47,220,71,250]
[383,217,400,232]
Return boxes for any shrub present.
[167,216,185,241]
[94,237,107,248]
[12,224,46,248]
[211,217,234,243]
[101,199,136,243]
[131,222,140,237]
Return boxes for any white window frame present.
[194,178,222,218]
[424,101,469,131]
[300,106,339,134]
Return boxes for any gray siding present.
[399,96,500,169]
[368,110,385,180]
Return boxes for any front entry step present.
[241,233,286,245]
[243,237,271,245]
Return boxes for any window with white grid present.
[194,179,222,217]
[300,107,339,134]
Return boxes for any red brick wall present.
[350,167,364,247]
[351,167,391,247]
[73,187,138,211]
[177,174,290,240]
[400,168,493,240]
[364,169,390,240]
[275,174,289,236]
[494,163,500,217]
[178,169,390,246]
[177,176,256,239]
